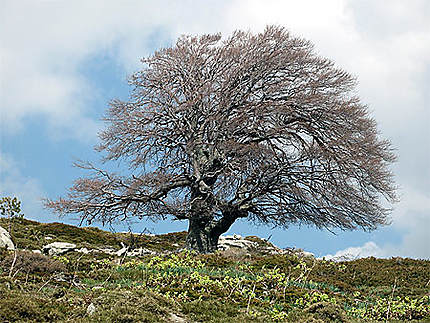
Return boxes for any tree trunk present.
[185,217,221,253]
[185,208,246,253]
[185,180,221,253]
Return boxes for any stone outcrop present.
[218,234,257,251]
[71,245,158,257]
[126,247,157,257]
[43,242,76,256]
[0,225,15,250]
[217,234,314,258]
[37,233,313,258]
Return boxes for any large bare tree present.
[45,26,397,253]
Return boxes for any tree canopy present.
[45,26,397,253]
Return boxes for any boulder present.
[0,225,15,250]
[87,303,96,316]
[127,247,157,257]
[217,234,315,258]
[116,245,128,257]
[297,250,315,258]
[283,247,315,258]
[96,247,117,255]
[42,242,76,256]
[76,247,91,254]
[218,235,257,251]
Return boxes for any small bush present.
[1,250,65,274]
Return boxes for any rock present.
[97,247,117,255]
[218,235,257,251]
[116,242,128,257]
[127,247,157,257]
[283,247,315,258]
[217,234,315,258]
[42,242,76,256]
[0,225,15,250]
[116,246,128,257]
[76,247,91,254]
[298,251,315,258]
[87,303,96,316]
[169,313,187,322]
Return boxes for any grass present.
[0,217,429,322]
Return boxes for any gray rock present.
[0,225,15,250]
[42,242,76,256]
[76,247,91,254]
[96,247,117,255]
[116,246,128,257]
[217,234,315,257]
[169,313,187,322]
[87,303,96,316]
[127,247,157,257]
[298,250,315,258]
[218,235,257,251]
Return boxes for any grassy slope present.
[0,217,429,322]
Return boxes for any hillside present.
[0,217,429,322]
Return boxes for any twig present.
[38,276,53,292]
[69,253,85,289]
[8,249,17,278]
[229,279,242,297]
[99,248,128,288]
[11,267,22,279]
[386,277,397,322]
[246,284,256,315]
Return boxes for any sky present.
[1,0,429,259]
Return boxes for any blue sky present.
[1,0,429,259]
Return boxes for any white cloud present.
[0,151,55,222]
[323,241,386,261]
[324,186,430,260]
[3,0,428,140]
[0,1,234,140]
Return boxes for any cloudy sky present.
[1,0,429,259]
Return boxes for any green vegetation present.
[1,217,429,322]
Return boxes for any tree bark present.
[185,204,247,253]
[185,183,219,253]
[185,216,220,253]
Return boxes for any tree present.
[1,196,24,233]
[44,26,397,253]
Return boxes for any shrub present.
[1,250,65,274]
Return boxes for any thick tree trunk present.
[185,207,246,253]
[185,217,221,253]
[185,180,221,253]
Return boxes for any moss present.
[1,218,121,250]
[181,299,244,322]
[251,254,301,270]
[86,290,174,322]
[0,288,67,322]
[305,302,347,322]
